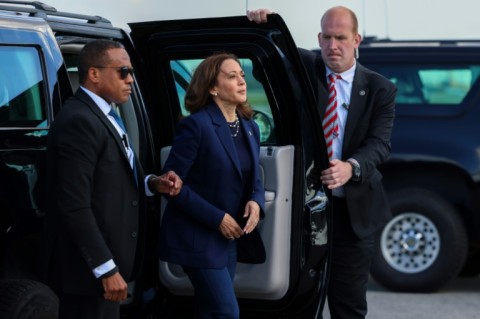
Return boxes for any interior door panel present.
[159,145,295,300]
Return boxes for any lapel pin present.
[359,90,366,96]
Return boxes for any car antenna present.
[383,0,390,39]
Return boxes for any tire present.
[370,188,468,292]
[0,279,58,319]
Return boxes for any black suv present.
[0,2,332,318]
[356,38,480,292]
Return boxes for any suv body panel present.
[0,14,66,284]
[358,45,480,236]
[353,40,480,292]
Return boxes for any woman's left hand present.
[243,201,260,234]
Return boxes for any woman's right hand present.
[219,213,244,240]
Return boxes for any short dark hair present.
[77,39,124,85]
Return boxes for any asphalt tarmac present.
[322,275,480,319]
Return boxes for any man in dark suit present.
[248,7,396,318]
[45,39,182,319]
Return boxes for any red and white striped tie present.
[323,73,341,160]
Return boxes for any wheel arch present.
[379,159,479,241]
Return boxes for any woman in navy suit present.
[159,52,265,318]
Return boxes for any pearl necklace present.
[227,116,240,137]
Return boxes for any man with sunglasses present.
[45,39,182,319]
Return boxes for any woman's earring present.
[212,92,217,97]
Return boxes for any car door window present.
[0,46,46,128]
[418,69,475,104]
[368,64,480,106]
[170,58,274,144]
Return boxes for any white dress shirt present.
[325,63,356,197]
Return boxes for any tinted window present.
[0,46,46,128]
[170,58,274,144]
[366,64,480,106]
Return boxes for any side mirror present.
[252,110,273,143]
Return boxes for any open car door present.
[129,14,331,318]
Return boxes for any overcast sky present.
[42,0,480,49]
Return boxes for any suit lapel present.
[241,118,260,188]
[206,103,242,177]
[241,118,257,162]
[315,56,329,117]
[75,89,134,173]
[343,63,369,154]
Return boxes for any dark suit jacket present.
[45,89,146,296]
[159,103,265,268]
[300,48,397,239]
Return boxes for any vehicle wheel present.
[0,279,58,319]
[370,188,468,292]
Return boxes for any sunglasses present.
[94,66,134,80]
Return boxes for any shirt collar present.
[325,62,356,84]
[80,86,112,115]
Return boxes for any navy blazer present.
[159,103,265,268]
[300,48,397,239]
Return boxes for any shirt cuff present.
[145,174,155,197]
[93,259,116,278]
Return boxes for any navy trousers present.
[183,242,239,319]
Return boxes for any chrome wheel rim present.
[380,212,440,273]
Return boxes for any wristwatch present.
[347,158,361,182]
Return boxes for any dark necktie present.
[323,73,341,160]
[108,108,138,185]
